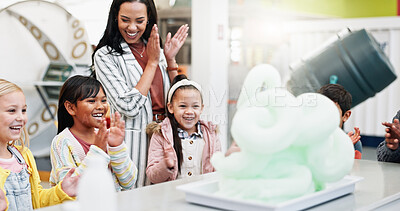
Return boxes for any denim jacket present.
[0,145,74,210]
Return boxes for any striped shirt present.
[50,128,137,190]
[94,40,171,187]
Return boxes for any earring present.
[147,21,149,24]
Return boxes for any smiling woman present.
[92,0,189,187]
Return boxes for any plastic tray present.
[177,175,363,211]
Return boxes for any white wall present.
[192,0,229,151]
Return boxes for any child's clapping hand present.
[94,120,109,152]
[107,112,125,147]
[347,127,361,145]
[164,145,175,170]
[61,168,80,197]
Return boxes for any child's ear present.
[167,102,174,114]
[342,110,351,123]
[64,101,76,116]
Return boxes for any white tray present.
[177,175,363,211]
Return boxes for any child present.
[377,111,400,162]
[146,75,221,183]
[50,75,137,191]
[0,79,78,210]
[318,84,362,159]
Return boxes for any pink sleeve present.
[146,132,178,184]
[214,132,222,153]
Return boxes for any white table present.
[37,160,400,210]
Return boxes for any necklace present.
[131,43,145,58]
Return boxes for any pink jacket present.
[146,118,221,184]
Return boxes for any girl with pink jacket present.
[146,75,221,184]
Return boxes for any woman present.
[92,0,188,187]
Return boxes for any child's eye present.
[137,21,144,24]
[7,109,15,113]
[22,108,27,113]
[87,99,95,103]
[102,99,107,103]
[179,105,186,108]
[122,19,129,23]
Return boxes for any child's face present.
[0,91,27,142]
[71,88,108,129]
[167,89,203,135]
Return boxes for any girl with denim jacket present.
[0,79,78,210]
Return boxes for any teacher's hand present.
[164,24,189,64]
[147,24,160,65]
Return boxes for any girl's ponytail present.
[166,75,187,173]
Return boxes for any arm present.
[146,133,177,183]
[347,127,361,145]
[95,26,162,118]
[108,143,137,190]
[94,49,148,118]
[135,25,161,95]
[0,188,6,211]
[376,140,400,162]
[377,118,400,162]
[21,148,75,209]
[225,141,241,157]
[50,136,110,185]
[107,111,137,190]
[163,24,189,82]
[382,119,400,141]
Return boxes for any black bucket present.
[286,29,397,107]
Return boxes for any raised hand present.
[382,119,400,140]
[164,145,175,169]
[61,168,80,197]
[385,138,399,150]
[94,120,109,152]
[163,24,189,64]
[382,119,400,150]
[347,127,361,145]
[146,24,161,65]
[107,112,125,147]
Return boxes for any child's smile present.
[72,88,108,129]
[0,91,27,142]
[168,89,203,135]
